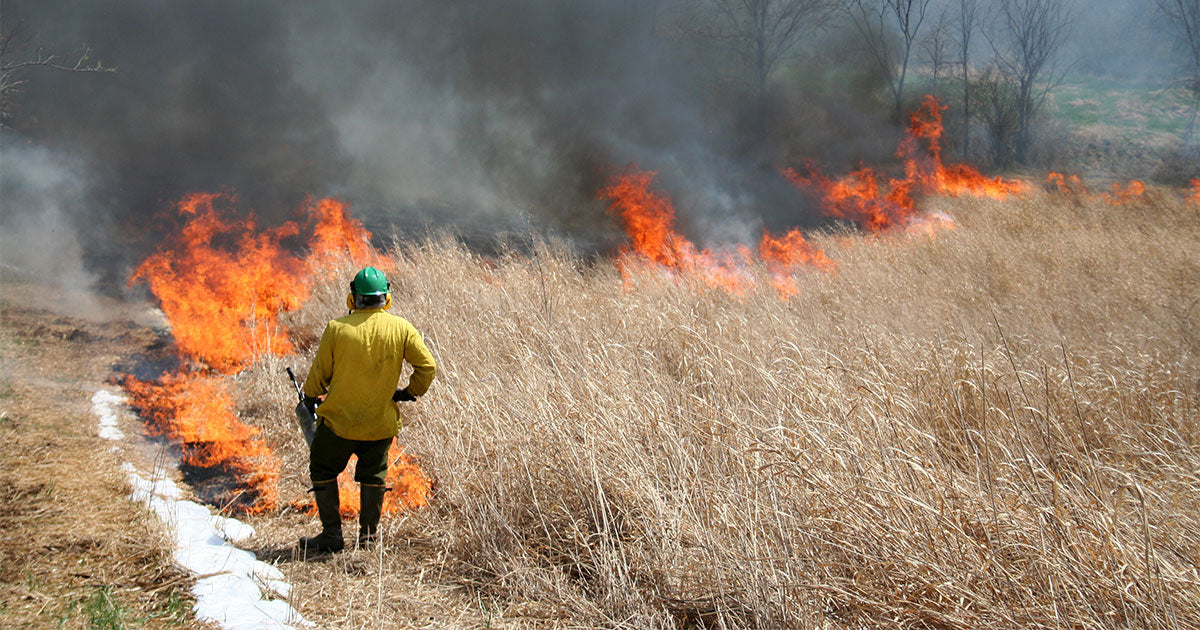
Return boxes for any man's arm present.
[303,323,335,399]
[400,328,436,398]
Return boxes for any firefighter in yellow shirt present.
[299,266,436,553]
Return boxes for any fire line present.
[602,95,1027,299]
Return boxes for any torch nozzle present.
[285,367,304,401]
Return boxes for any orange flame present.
[1104,180,1146,205]
[759,229,834,298]
[600,169,755,295]
[786,95,1028,232]
[324,445,432,517]
[1191,179,1200,205]
[600,168,836,298]
[600,97,1023,298]
[124,372,280,513]
[126,193,431,516]
[901,97,1030,200]
[306,196,389,269]
[1045,172,1085,195]
[129,193,306,372]
[1045,173,1157,205]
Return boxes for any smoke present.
[285,1,828,246]
[3,0,1183,294]
[1,0,850,283]
[0,143,106,315]
[2,0,347,291]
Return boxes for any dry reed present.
[238,188,1199,628]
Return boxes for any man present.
[299,266,436,553]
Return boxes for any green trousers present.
[309,421,393,486]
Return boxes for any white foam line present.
[93,388,310,629]
[92,390,126,440]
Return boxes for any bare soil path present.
[0,285,202,627]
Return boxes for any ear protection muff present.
[346,291,393,311]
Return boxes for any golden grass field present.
[230,186,1200,628]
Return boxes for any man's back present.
[303,308,436,440]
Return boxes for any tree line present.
[688,0,1199,169]
[4,1,1198,173]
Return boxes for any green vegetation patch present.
[1051,75,1192,139]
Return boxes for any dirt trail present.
[0,286,200,627]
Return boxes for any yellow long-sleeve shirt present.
[302,308,436,441]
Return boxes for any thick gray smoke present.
[0,145,98,296]
[1,0,1183,296]
[2,0,348,290]
[2,0,829,291]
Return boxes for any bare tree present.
[1,23,114,128]
[952,0,978,156]
[1158,0,1200,142]
[982,0,1073,166]
[919,8,954,89]
[847,0,933,122]
[707,0,837,141]
[972,66,1020,166]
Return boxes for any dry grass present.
[237,188,1199,628]
[0,298,200,628]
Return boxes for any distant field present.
[783,65,1196,180]
[1052,75,1194,143]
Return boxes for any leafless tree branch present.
[1,22,116,128]
[706,0,838,141]
[847,0,933,121]
[1157,0,1200,140]
[979,0,1073,165]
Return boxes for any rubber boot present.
[358,485,388,548]
[299,482,344,554]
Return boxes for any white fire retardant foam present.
[93,388,309,629]
[92,389,126,440]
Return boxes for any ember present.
[1105,180,1146,205]
[1045,171,1085,195]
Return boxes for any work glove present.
[303,396,319,416]
[392,388,416,402]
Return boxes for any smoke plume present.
[2,0,1182,294]
[1,0,845,287]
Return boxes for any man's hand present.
[392,388,416,402]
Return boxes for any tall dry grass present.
[239,189,1199,628]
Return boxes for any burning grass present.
[116,98,1197,626]
[219,184,1200,627]
[124,192,428,517]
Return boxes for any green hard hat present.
[350,266,390,295]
